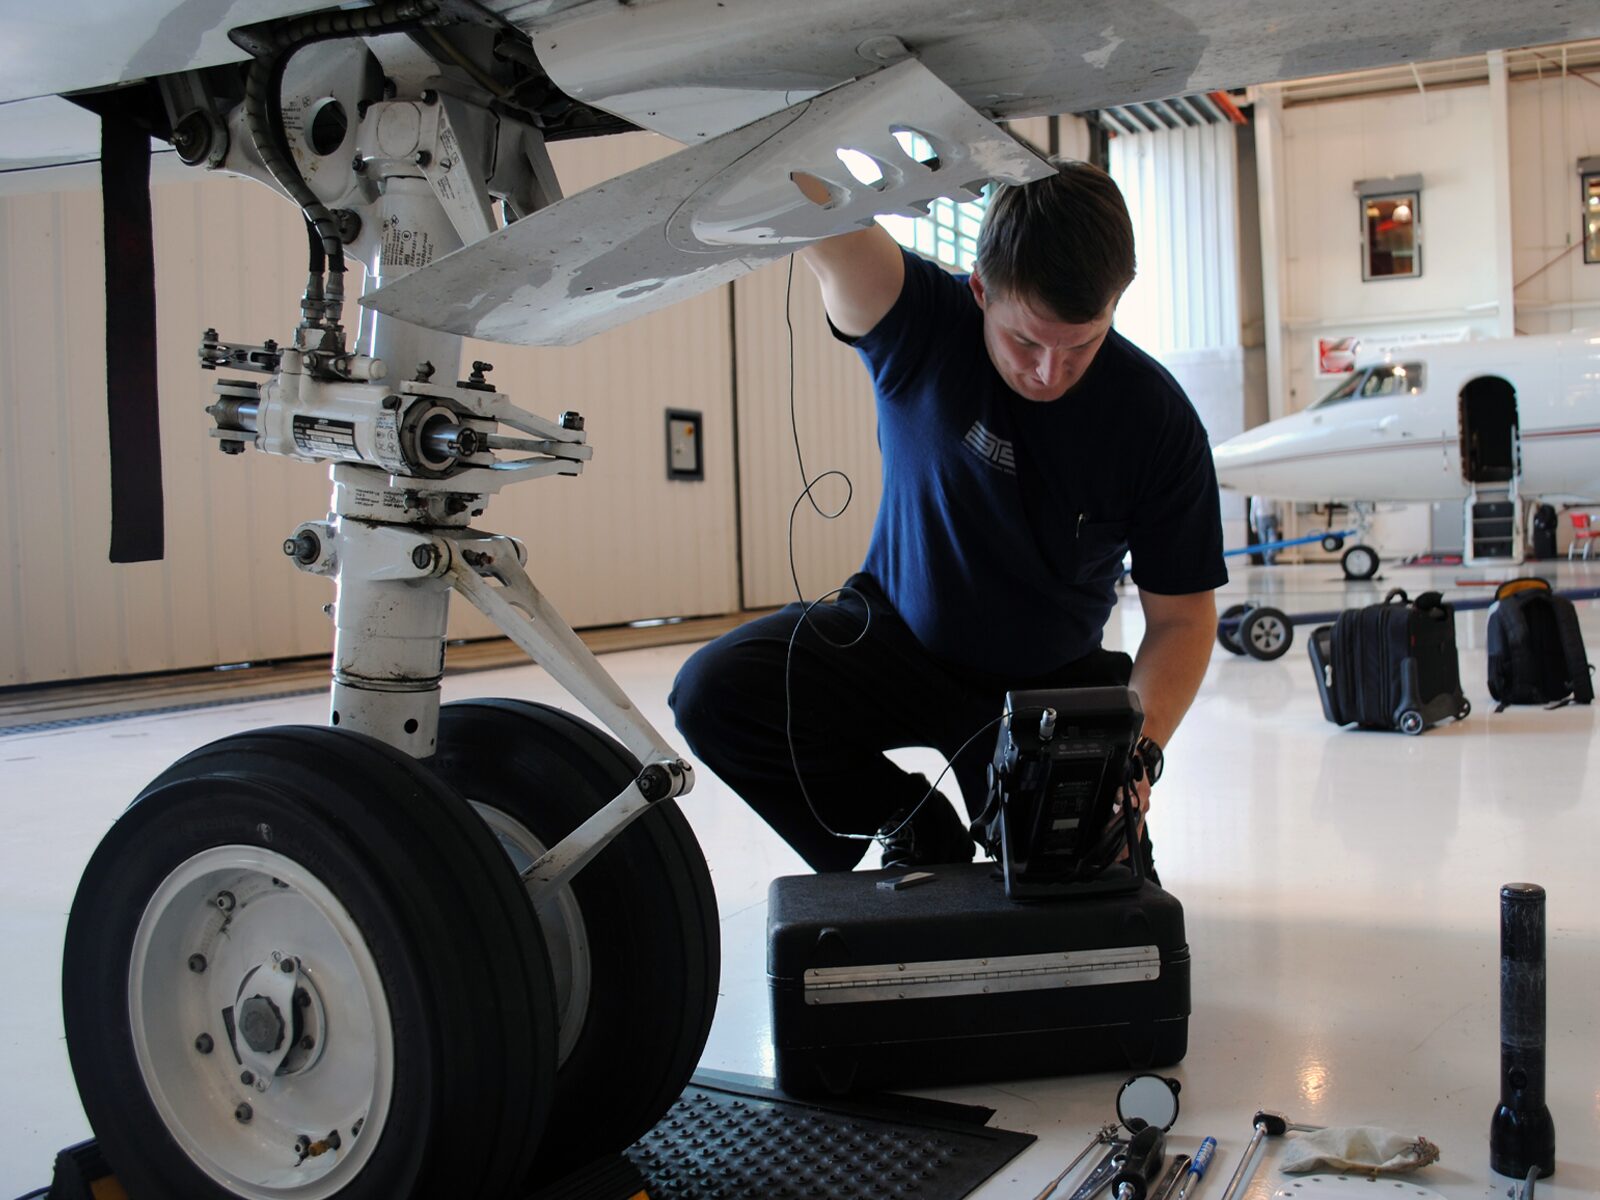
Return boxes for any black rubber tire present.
[62,726,559,1200]
[1399,710,1425,736]
[432,700,720,1183]
[1240,606,1294,661]
[1341,544,1381,580]
[1322,534,1345,553]
[1218,603,1252,655]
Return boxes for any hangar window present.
[879,193,989,271]
[1583,168,1600,265]
[1355,175,1422,282]
[876,131,990,271]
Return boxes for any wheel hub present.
[127,847,391,1198]
[230,952,327,1089]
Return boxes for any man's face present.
[969,273,1116,403]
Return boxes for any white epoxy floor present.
[2,560,1597,1199]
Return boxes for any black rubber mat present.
[622,1070,1034,1199]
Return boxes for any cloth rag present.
[1279,1127,1441,1175]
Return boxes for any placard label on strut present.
[293,416,362,461]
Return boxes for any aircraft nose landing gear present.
[64,727,562,1199]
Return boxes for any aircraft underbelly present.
[518,0,1600,142]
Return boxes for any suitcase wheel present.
[1399,709,1425,736]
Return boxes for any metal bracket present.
[443,533,686,772]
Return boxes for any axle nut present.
[411,544,437,570]
[238,995,286,1054]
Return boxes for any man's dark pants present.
[669,573,1143,873]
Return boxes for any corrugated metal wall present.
[0,132,740,686]
[1110,121,1241,355]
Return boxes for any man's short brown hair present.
[974,160,1136,323]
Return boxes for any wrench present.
[1033,1125,1120,1200]
[1065,1144,1132,1200]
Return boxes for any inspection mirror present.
[1116,1073,1181,1133]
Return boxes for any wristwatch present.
[1133,736,1164,785]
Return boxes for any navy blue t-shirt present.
[840,248,1227,679]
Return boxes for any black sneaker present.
[878,792,976,870]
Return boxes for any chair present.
[1569,512,1600,560]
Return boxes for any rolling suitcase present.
[1308,587,1470,734]
[767,862,1190,1097]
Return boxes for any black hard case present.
[767,863,1190,1097]
[1308,589,1469,733]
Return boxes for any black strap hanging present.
[101,113,165,563]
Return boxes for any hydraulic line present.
[238,1,439,311]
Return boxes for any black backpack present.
[1486,578,1594,711]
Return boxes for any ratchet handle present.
[1112,1125,1167,1200]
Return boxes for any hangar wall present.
[1256,51,1600,555]
[0,132,742,686]
[1510,70,1600,335]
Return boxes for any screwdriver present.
[1174,1137,1216,1200]
[1110,1124,1166,1200]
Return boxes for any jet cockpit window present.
[1311,370,1369,409]
[1311,362,1425,410]
[1360,362,1425,397]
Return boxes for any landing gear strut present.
[64,19,718,1196]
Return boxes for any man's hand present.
[1108,775,1152,861]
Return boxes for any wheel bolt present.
[294,1135,311,1155]
[215,891,236,912]
[300,1035,315,1051]
[280,958,296,974]
[195,1033,214,1054]
[294,988,311,1008]
[240,1071,255,1086]
[188,954,207,973]
[235,1103,253,1124]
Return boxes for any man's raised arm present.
[795,174,906,339]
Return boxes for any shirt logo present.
[962,421,1016,474]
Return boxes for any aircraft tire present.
[62,725,558,1200]
[1321,534,1345,552]
[1218,603,1252,655]
[432,699,720,1183]
[1240,606,1294,661]
[1341,544,1381,580]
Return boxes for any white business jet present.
[6,2,1600,1196]
[1212,331,1600,567]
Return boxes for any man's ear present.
[968,270,988,310]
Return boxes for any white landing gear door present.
[361,57,1053,346]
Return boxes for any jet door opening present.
[1459,376,1522,563]
[1459,376,1519,483]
